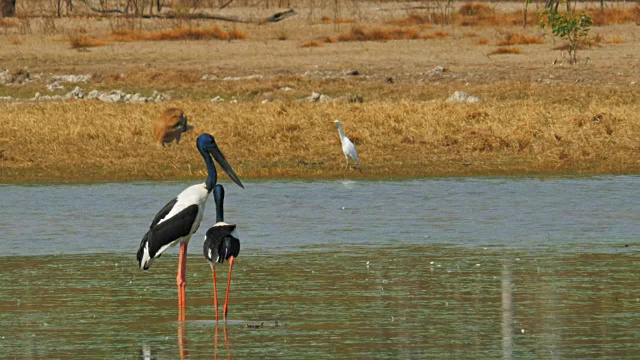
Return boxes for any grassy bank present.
[1,89,639,183]
[1,2,639,183]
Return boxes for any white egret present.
[334,119,360,171]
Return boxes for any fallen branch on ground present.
[78,0,297,24]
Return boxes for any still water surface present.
[0,177,638,358]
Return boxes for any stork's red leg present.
[176,242,188,309]
[214,326,220,360]
[224,325,231,359]
[212,266,219,323]
[223,256,235,321]
[178,320,188,360]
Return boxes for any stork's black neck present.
[214,184,225,222]
[200,148,217,192]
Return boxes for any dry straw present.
[1,94,639,183]
[1,2,640,182]
[489,47,523,55]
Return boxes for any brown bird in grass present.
[153,108,194,147]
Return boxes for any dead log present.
[140,9,297,24]
[263,9,296,23]
[78,0,297,24]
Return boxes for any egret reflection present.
[501,264,513,360]
[140,344,153,360]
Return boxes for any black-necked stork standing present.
[203,184,240,322]
[136,133,244,311]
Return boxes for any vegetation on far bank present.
[1,2,639,183]
[1,88,639,183]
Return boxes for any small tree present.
[541,7,593,65]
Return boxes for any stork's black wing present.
[146,204,199,258]
[203,224,237,263]
[149,198,178,229]
[205,224,236,241]
[137,204,200,268]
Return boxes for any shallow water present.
[0,178,638,359]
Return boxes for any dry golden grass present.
[228,29,247,40]
[301,40,322,47]
[387,14,434,28]
[422,31,450,40]
[8,37,22,45]
[1,3,640,183]
[605,37,624,44]
[552,42,590,51]
[320,16,356,24]
[1,91,639,183]
[0,18,18,28]
[456,2,524,27]
[379,5,639,29]
[322,36,337,44]
[589,6,640,26]
[108,25,231,42]
[338,26,421,41]
[458,3,496,17]
[274,31,288,41]
[489,46,522,55]
[497,32,544,46]
[69,35,107,49]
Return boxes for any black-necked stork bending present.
[136,133,244,311]
[203,184,240,322]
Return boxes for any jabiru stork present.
[203,184,240,322]
[136,133,244,312]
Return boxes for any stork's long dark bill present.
[211,147,244,189]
